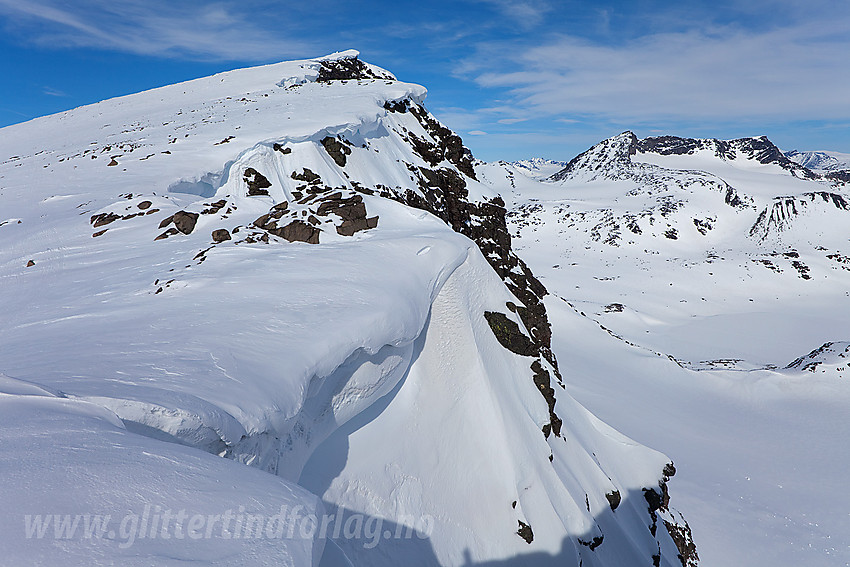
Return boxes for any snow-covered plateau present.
[0,51,845,567]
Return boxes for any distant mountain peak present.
[503,158,568,180]
[785,149,850,174]
[551,132,822,184]
[548,131,638,182]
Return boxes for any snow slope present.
[0,54,689,566]
[482,132,850,566]
[0,380,324,566]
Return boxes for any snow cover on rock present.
[0,54,689,566]
[482,132,850,567]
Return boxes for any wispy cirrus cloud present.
[463,9,850,124]
[42,87,67,97]
[472,0,553,28]
[0,0,313,61]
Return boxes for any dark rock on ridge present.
[578,535,604,551]
[484,311,537,356]
[605,490,621,511]
[315,193,378,236]
[211,229,231,242]
[91,212,121,228]
[516,520,534,544]
[316,55,395,82]
[826,170,850,184]
[291,168,321,183]
[531,359,561,438]
[321,136,351,167]
[244,168,272,196]
[172,211,199,234]
[276,220,320,244]
[385,99,477,179]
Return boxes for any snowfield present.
[486,131,850,566]
[0,53,692,567]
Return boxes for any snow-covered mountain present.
[785,149,850,172]
[499,158,568,180]
[478,131,850,567]
[0,53,694,567]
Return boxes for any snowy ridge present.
[0,55,690,566]
[636,135,818,180]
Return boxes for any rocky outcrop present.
[665,519,699,567]
[484,311,537,356]
[244,167,272,196]
[642,464,699,567]
[277,220,320,244]
[315,55,395,82]
[384,99,477,179]
[786,341,850,372]
[249,180,378,244]
[605,490,621,511]
[316,193,378,236]
[172,211,199,234]
[516,520,534,544]
[749,192,850,240]
[211,229,231,242]
[91,212,121,228]
[826,170,850,184]
[320,136,351,167]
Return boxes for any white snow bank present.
[0,391,323,566]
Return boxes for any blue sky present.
[1,0,848,162]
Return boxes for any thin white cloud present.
[0,0,312,60]
[430,108,487,132]
[468,130,488,135]
[42,87,67,97]
[466,16,850,122]
[472,0,552,28]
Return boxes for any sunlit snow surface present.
[0,55,681,566]
[485,136,850,567]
